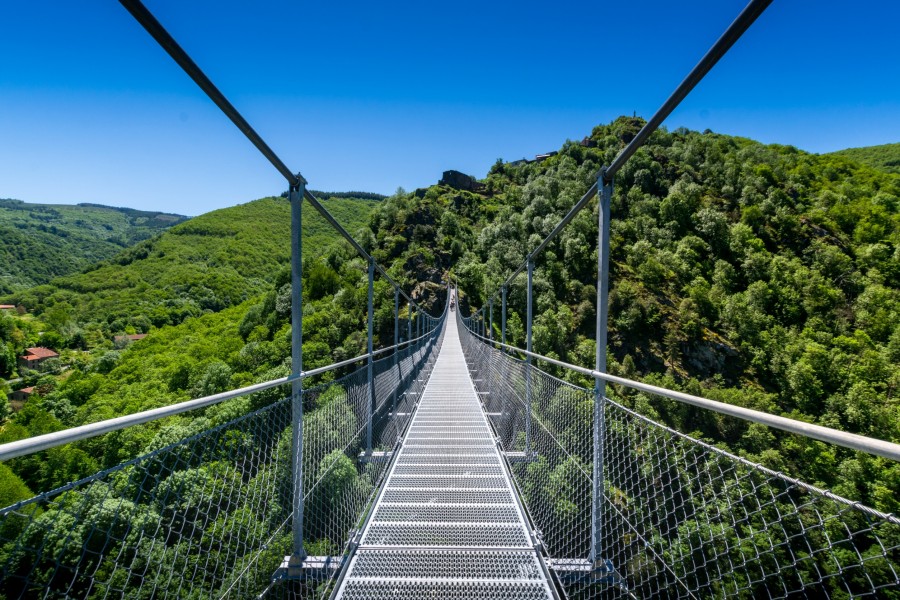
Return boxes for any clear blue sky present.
[1,1,898,216]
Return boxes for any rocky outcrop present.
[439,170,485,193]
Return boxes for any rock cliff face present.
[439,170,485,193]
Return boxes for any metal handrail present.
[303,189,425,311]
[0,376,292,462]
[459,323,900,463]
[0,323,445,462]
[602,0,773,182]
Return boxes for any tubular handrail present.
[459,323,900,463]
[0,376,292,462]
[0,322,445,463]
[303,189,421,311]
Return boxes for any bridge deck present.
[335,315,555,599]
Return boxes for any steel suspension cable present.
[118,0,298,186]
[490,0,773,302]
[119,0,434,316]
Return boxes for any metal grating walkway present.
[335,312,556,599]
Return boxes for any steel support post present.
[408,306,412,348]
[365,258,375,454]
[592,171,613,563]
[498,285,508,420]
[487,297,494,412]
[289,179,306,564]
[525,258,534,454]
[501,286,507,349]
[489,298,494,344]
[392,287,399,419]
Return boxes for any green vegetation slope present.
[1,121,899,599]
[6,195,379,337]
[0,199,188,293]
[7,124,898,516]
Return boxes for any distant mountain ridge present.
[307,190,387,201]
[74,202,187,222]
[826,142,900,175]
[0,199,189,293]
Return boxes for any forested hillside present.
[0,199,187,294]
[369,117,900,513]
[1,120,899,600]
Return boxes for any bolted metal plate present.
[372,503,521,523]
[361,523,531,548]
[396,456,500,466]
[338,580,553,600]
[391,465,504,477]
[380,488,515,504]
[386,476,509,488]
[400,446,496,456]
[347,549,545,580]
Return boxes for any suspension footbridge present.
[335,298,557,599]
[2,0,900,598]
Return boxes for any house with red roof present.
[9,386,34,411]
[18,347,59,371]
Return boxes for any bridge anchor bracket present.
[358,449,394,464]
[548,558,624,586]
[274,555,344,581]
[502,450,538,464]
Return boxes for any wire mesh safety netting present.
[0,325,444,600]
[458,313,900,599]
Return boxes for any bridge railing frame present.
[457,311,900,598]
[5,1,451,581]
[0,324,445,464]
[0,318,448,599]
[458,321,900,463]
